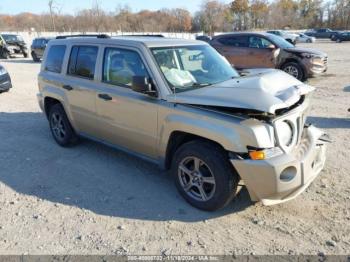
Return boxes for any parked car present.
[37,34,328,211]
[333,31,350,43]
[196,35,211,42]
[0,34,28,58]
[266,30,298,44]
[210,32,328,81]
[296,33,316,43]
[0,34,11,59]
[0,64,12,92]
[330,31,345,41]
[31,37,52,62]
[305,28,338,39]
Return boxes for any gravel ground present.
[0,40,349,256]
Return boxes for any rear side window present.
[35,39,49,46]
[68,46,98,79]
[45,45,66,73]
[218,36,248,47]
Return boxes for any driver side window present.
[102,48,149,87]
[248,36,273,49]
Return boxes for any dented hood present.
[166,69,314,114]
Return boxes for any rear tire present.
[48,103,79,147]
[171,140,239,211]
[281,62,305,81]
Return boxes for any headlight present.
[0,67,7,75]
[276,120,293,146]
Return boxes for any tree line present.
[0,0,349,34]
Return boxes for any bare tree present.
[1,0,349,33]
[48,0,56,31]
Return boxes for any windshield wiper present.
[187,82,212,88]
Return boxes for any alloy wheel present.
[283,65,299,78]
[51,113,66,142]
[178,156,216,202]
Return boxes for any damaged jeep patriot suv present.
[38,35,328,211]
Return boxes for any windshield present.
[267,34,294,49]
[2,34,23,42]
[151,45,239,93]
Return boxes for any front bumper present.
[303,57,328,77]
[0,73,12,91]
[232,125,327,205]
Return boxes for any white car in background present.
[296,33,316,43]
[267,30,299,44]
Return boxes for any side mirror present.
[268,44,276,49]
[132,76,157,96]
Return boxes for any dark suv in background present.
[0,34,28,58]
[210,32,328,81]
[31,37,52,62]
[305,28,338,39]
[333,32,350,42]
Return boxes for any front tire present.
[48,103,78,147]
[281,62,305,81]
[171,140,239,211]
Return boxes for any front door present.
[244,36,279,68]
[94,46,159,159]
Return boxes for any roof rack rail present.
[119,34,165,38]
[56,34,110,39]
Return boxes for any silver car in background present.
[296,33,316,43]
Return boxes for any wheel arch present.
[44,97,62,119]
[164,131,228,170]
[279,58,307,79]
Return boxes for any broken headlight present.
[275,120,294,146]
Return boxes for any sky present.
[0,0,230,15]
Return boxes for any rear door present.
[211,35,250,69]
[59,44,100,136]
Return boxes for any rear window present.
[68,46,98,79]
[34,39,49,46]
[45,45,66,73]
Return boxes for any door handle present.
[62,85,73,91]
[98,93,112,101]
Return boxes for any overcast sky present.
[0,0,231,15]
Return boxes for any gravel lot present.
[0,40,349,256]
